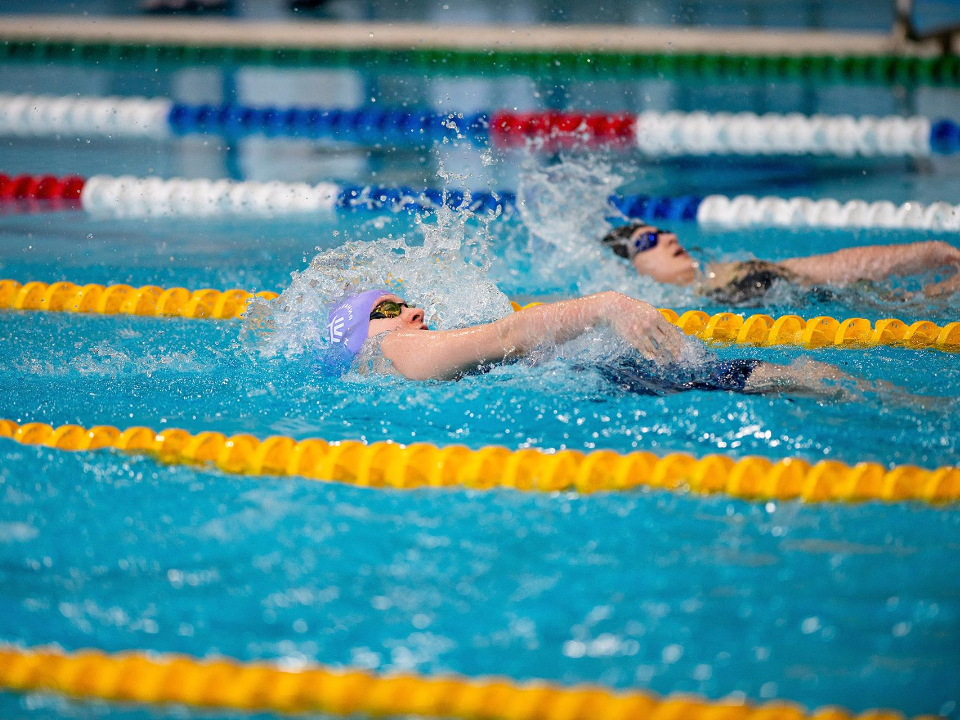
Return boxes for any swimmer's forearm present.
[779,241,960,284]
[496,294,611,354]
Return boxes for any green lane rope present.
[1,38,958,85]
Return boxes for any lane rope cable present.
[2,279,958,352]
[1,418,958,503]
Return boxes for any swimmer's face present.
[367,294,427,337]
[629,226,697,285]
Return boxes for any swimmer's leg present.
[743,357,946,407]
[742,359,857,400]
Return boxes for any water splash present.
[244,194,512,361]
[511,154,697,306]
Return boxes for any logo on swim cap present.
[321,289,391,374]
[327,306,352,344]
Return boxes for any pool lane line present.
[2,419,958,503]
[0,645,929,720]
[1,93,955,157]
[0,15,954,87]
[5,171,960,233]
[0,644,937,720]
[0,280,278,320]
[2,279,958,353]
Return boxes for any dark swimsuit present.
[463,355,762,395]
[704,260,836,306]
[704,261,793,305]
[595,357,763,396]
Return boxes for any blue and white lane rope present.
[2,93,960,157]
[5,172,954,230]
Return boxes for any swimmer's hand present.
[601,294,687,362]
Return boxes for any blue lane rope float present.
[4,172,959,232]
[1,93,958,156]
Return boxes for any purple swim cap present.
[325,288,391,360]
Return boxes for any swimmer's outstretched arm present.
[776,241,960,290]
[381,291,686,381]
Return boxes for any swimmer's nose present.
[404,306,425,324]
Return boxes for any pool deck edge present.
[0,14,943,56]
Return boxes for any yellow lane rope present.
[511,301,960,352]
[0,279,277,320]
[0,645,931,720]
[2,279,957,351]
[2,419,957,503]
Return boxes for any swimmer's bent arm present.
[380,292,685,381]
[776,241,960,288]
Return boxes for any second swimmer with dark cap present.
[600,222,960,305]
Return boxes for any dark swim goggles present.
[602,224,671,260]
[369,299,409,320]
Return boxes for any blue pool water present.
[1,447,959,718]
[2,33,960,720]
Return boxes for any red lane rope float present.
[0,173,85,202]
[0,644,931,720]
[489,111,637,147]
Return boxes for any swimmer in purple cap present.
[323,289,425,374]
[324,288,899,400]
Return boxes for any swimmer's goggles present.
[602,224,672,260]
[369,299,410,320]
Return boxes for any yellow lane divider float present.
[2,279,958,351]
[2,419,957,503]
[0,645,933,720]
[0,279,278,320]
[511,301,960,352]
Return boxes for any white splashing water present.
[513,154,698,307]
[245,193,512,360]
